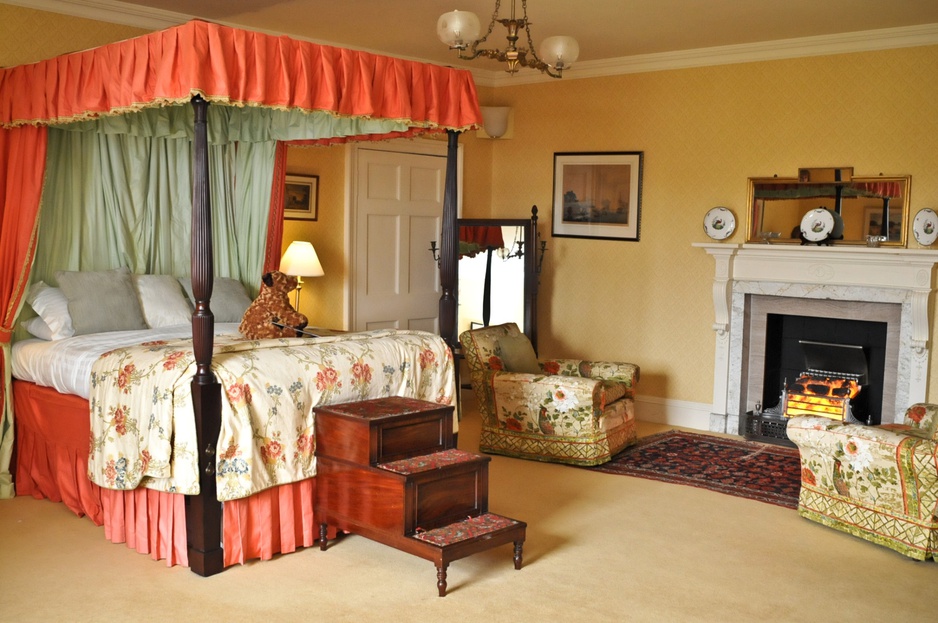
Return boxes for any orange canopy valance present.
[0,19,482,139]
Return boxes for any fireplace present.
[695,244,938,436]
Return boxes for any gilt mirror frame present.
[746,170,911,247]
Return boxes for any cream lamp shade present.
[280,241,324,278]
[480,106,511,139]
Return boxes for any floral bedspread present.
[87,329,455,501]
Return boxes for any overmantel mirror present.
[456,206,543,351]
[746,167,911,247]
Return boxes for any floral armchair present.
[459,323,639,466]
[787,404,938,560]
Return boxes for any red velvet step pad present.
[376,448,482,475]
[411,513,521,547]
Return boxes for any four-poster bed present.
[0,20,480,576]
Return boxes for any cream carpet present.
[1,394,934,623]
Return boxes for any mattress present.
[11,323,242,399]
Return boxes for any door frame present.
[345,138,464,331]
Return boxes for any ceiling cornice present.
[476,22,938,87]
[9,0,938,90]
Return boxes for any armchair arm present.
[903,403,938,440]
[540,358,639,387]
[787,415,938,517]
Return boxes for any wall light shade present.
[480,106,512,139]
[280,241,324,277]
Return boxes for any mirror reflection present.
[456,209,541,351]
[747,174,911,246]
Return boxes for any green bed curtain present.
[29,105,281,298]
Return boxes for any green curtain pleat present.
[30,105,283,301]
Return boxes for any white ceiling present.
[18,0,938,86]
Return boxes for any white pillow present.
[21,316,54,341]
[178,276,253,323]
[26,281,75,340]
[134,274,192,328]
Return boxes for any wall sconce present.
[479,106,512,139]
[279,240,324,308]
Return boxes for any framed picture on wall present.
[284,174,319,221]
[551,152,643,241]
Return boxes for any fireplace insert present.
[745,337,875,446]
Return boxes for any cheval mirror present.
[456,207,542,352]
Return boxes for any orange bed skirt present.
[13,380,333,568]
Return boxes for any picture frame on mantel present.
[551,151,643,241]
[284,174,319,221]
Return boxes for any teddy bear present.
[239,270,309,339]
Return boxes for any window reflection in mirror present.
[457,223,526,337]
[747,175,911,246]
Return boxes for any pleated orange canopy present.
[0,19,482,138]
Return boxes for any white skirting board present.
[633,394,713,431]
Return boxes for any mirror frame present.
[456,208,540,351]
[745,174,911,246]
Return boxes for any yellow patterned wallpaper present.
[5,3,938,407]
[476,46,938,403]
[0,4,147,67]
[282,146,347,330]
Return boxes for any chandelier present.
[436,0,579,78]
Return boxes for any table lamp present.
[279,240,324,308]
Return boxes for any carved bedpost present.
[186,95,224,577]
[439,130,460,353]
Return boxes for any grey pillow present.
[55,267,148,335]
[179,276,253,323]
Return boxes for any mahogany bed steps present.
[314,397,526,596]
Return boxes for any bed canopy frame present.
[0,19,480,575]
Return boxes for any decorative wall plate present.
[913,208,938,246]
[800,208,834,242]
[703,207,736,240]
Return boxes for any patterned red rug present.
[586,430,802,509]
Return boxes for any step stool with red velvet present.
[314,396,526,596]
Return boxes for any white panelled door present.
[351,146,447,333]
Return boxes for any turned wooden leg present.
[319,523,328,551]
[436,563,449,597]
[513,540,524,570]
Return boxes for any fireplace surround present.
[695,243,938,436]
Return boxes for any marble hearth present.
[695,243,938,436]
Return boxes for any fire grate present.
[743,411,795,448]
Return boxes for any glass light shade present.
[539,35,579,69]
[437,10,481,48]
[480,106,511,139]
[279,241,324,277]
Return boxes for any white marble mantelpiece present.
[694,243,938,434]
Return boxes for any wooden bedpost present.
[186,94,224,577]
[439,130,460,353]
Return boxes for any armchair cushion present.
[497,331,541,374]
